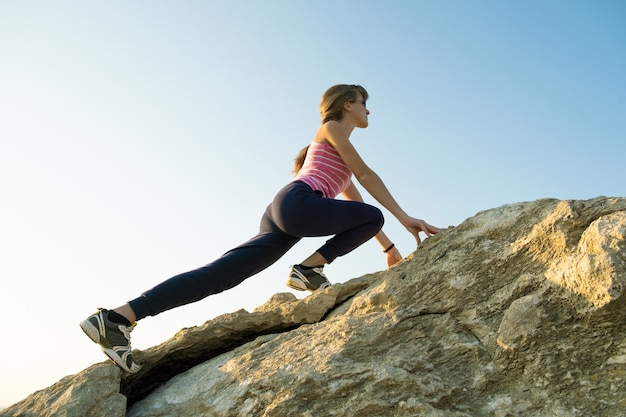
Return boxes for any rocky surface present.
[3,197,626,417]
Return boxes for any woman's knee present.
[370,206,385,231]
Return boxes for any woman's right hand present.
[385,246,404,267]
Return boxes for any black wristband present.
[383,243,395,253]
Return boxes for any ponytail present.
[293,145,309,175]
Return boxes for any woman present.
[80,84,441,373]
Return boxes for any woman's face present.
[348,94,370,128]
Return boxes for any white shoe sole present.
[286,277,331,293]
[286,277,308,291]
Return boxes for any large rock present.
[3,197,626,417]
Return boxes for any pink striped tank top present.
[292,142,352,198]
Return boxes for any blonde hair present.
[293,84,369,175]
[320,84,369,124]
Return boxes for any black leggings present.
[128,181,384,320]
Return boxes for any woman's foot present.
[80,308,142,373]
[286,264,331,292]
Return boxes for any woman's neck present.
[337,119,355,137]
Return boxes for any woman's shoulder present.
[315,121,348,145]
[320,120,344,132]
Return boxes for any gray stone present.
[4,197,626,417]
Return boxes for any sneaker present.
[286,264,331,292]
[80,308,142,373]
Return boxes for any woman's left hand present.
[385,246,403,267]
[402,217,442,246]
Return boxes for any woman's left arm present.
[341,182,403,267]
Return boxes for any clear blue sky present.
[1,0,624,407]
